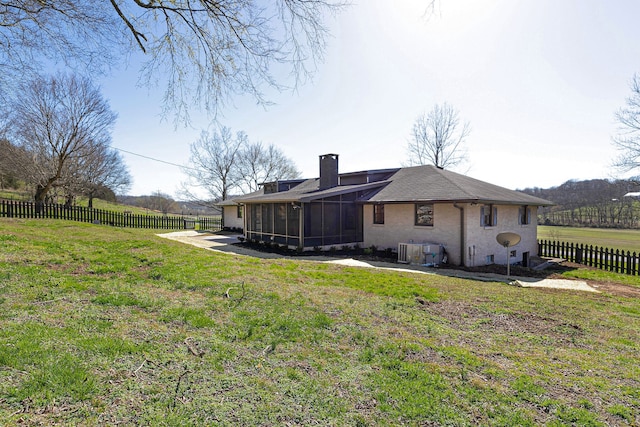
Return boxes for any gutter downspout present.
[453,203,465,267]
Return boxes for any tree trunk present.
[64,194,74,209]
[34,184,48,213]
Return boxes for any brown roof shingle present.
[233,164,553,206]
[366,165,553,205]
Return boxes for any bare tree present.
[6,74,117,208]
[0,1,345,123]
[181,127,246,202]
[614,74,640,176]
[147,191,179,215]
[237,142,301,192]
[181,127,300,202]
[0,138,32,189]
[406,103,471,169]
[67,145,132,208]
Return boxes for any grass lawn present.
[538,225,640,253]
[1,219,639,426]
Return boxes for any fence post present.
[599,246,604,270]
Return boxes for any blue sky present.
[99,0,640,197]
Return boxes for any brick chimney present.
[319,154,339,190]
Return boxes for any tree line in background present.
[117,193,220,216]
[522,178,640,228]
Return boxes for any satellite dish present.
[496,232,521,248]
[496,232,521,280]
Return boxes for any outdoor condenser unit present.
[398,243,444,266]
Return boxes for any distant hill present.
[519,179,640,207]
[519,178,640,228]
[117,195,220,216]
[175,200,221,216]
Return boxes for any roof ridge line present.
[432,166,478,201]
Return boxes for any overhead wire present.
[112,146,200,172]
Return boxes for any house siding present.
[363,203,463,265]
[222,206,244,231]
[464,204,537,267]
[364,203,539,267]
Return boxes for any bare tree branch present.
[613,73,640,176]
[5,73,117,206]
[180,126,300,203]
[181,127,245,202]
[406,103,471,169]
[0,1,347,124]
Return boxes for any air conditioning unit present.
[398,243,444,266]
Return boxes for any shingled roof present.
[364,165,554,206]
[232,164,553,206]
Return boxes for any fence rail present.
[0,200,221,231]
[538,239,639,276]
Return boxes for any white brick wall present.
[363,203,538,267]
[223,205,244,230]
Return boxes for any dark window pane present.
[343,203,356,231]
[262,204,273,233]
[373,204,384,224]
[287,204,300,237]
[308,202,323,237]
[275,203,286,235]
[323,202,340,237]
[251,204,262,232]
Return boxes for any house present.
[223,154,553,267]
[218,198,245,231]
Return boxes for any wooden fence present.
[538,239,639,276]
[0,200,221,231]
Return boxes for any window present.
[287,203,300,237]
[251,204,262,232]
[343,203,356,231]
[274,203,286,235]
[415,203,434,226]
[373,204,384,224]
[261,204,273,233]
[480,205,497,227]
[237,205,243,219]
[519,206,531,225]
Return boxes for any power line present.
[113,146,200,172]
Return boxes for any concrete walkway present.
[157,230,599,293]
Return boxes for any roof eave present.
[362,198,554,206]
